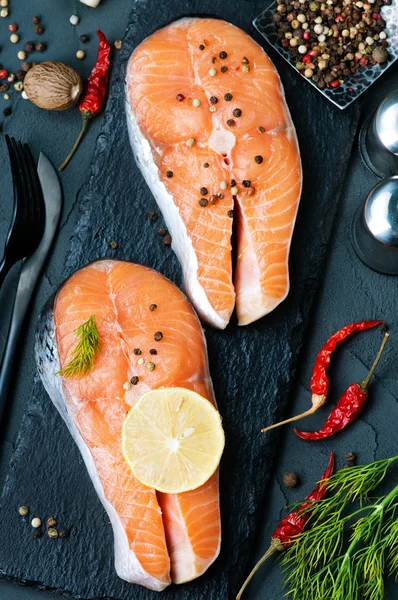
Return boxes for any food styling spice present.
[273,0,390,88]
[283,472,300,488]
[295,332,389,440]
[262,320,383,432]
[237,452,334,599]
[59,30,111,171]
[18,505,29,517]
[345,451,356,467]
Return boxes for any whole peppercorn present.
[76,50,85,60]
[221,66,228,73]
[219,51,227,59]
[233,108,242,117]
[58,527,69,539]
[36,42,47,52]
[8,23,18,33]
[34,25,44,35]
[80,34,90,43]
[210,96,218,104]
[148,211,158,222]
[242,180,251,187]
[226,118,235,127]
[158,227,167,236]
[162,234,172,246]
[130,376,139,385]
[17,51,27,60]
[33,529,42,539]
[149,349,157,355]
[25,41,35,53]
[345,452,356,467]
[154,332,163,341]
[199,198,208,207]
[31,517,41,528]
[3,107,11,117]
[15,70,25,81]
[47,517,57,528]
[18,505,29,517]
[149,303,157,311]
[372,46,388,63]
[0,83,9,92]
[109,240,118,249]
[10,34,20,44]
[224,92,233,101]
[227,209,234,218]
[32,16,41,24]
[114,40,123,50]
[48,527,58,539]
[283,472,300,488]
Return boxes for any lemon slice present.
[122,387,225,494]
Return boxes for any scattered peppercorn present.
[32,16,41,24]
[283,472,300,488]
[209,194,218,204]
[149,349,157,355]
[199,198,208,207]
[345,452,357,467]
[221,66,228,73]
[200,187,208,195]
[254,155,263,164]
[21,63,31,73]
[3,107,11,117]
[137,357,144,365]
[163,234,172,246]
[219,51,228,59]
[33,529,41,539]
[0,70,8,79]
[0,84,9,92]
[231,185,239,195]
[34,25,44,35]
[209,106,217,113]
[47,517,56,528]
[109,240,118,249]
[123,381,132,391]
[372,46,388,63]
[148,211,158,222]
[230,179,236,186]
[133,348,142,355]
[31,518,41,528]
[149,303,157,311]
[227,119,235,127]
[258,126,265,133]
[25,42,35,53]
[7,23,18,33]
[158,227,167,236]
[154,331,163,341]
[210,96,218,104]
[242,180,251,187]
[15,70,25,81]
[114,40,123,50]
[130,376,139,385]
[242,57,249,64]
[199,44,205,50]
[176,93,185,102]
[80,35,90,43]
[146,361,155,371]
[10,34,20,44]
[166,170,173,178]
[233,108,242,117]
[224,92,233,101]
[203,162,209,168]
[36,42,47,52]
[58,527,69,539]
[48,527,58,539]
[218,193,224,199]
[18,506,29,517]
[186,137,195,147]
[208,67,217,76]
[227,210,234,218]
[76,50,85,60]
[242,64,250,73]
[248,187,256,196]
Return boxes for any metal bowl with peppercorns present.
[254,0,398,109]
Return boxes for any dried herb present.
[58,315,100,378]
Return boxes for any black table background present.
[0,1,397,599]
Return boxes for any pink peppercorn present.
[0,70,9,79]
[175,94,185,101]
[7,24,18,33]
[330,80,340,88]
[303,31,310,40]
[303,55,312,64]
[360,57,368,67]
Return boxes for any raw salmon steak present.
[126,17,302,329]
[36,260,221,591]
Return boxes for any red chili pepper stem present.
[360,332,389,392]
[58,113,91,172]
[236,452,334,600]
[261,393,326,433]
[236,538,284,600]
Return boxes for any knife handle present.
[0,261,34,423]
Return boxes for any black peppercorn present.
[36,42,47,52]
[219,51,228,59]
[80,35,90,43]
[149,349,157,355]
[33,529,42,539]
[32,16,41,24]
[283,472,299,488]
[209,195,218,204]
[21,62,32,73]
[166,170,173,178]
[227,210,234,218]
[224,92,233,101]
[199,198,208,207]
[221,66,228,73]
[345,452,356,467]
[148,211,158,222]
[133,348,142,355]
[3,107,11,117]
[230,179,236,187]
[233,108,242,117]
[149,304,157,311]
[200,187,208,195]
[254,155,263,164]
[154,332,163,341]
[210,96,218,104]
[226,119,235,127]
[16,70,25,81]
[25,41,35,53]
[203,162,209,168]
[34,25,44,35]
[58,527,69,539]
[130,376,139,385]
[199,44,205,50]
[242,180,251,187]
[163,234,172,246]
[158,227,167,236]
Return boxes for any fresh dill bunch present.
[282,456,398,600]
[57,315,100,378]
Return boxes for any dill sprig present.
[282,456,398,600]
[57,315,100,378]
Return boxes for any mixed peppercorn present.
[273,0,391,88]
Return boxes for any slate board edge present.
[0,2,361,598]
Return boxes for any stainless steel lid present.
[364,176,398,248]
[375,91,398,156]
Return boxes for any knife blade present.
[0,152,62,422]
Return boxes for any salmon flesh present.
[126,17,302,329]
[35,260,221,591]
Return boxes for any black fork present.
[0,136,45,290]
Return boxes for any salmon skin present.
[35,260,221,591]
[126,17,302,329]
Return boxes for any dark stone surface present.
[0,1,396,600]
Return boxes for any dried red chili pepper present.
[59,30,111,171]
[261,320,383,433]
[295,333,389,441]
[236,452,334,600]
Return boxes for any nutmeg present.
[23,62,83,111]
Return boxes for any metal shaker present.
[359,90,398,179]
[352,176,398,275]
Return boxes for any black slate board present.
[0,1,361,598]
